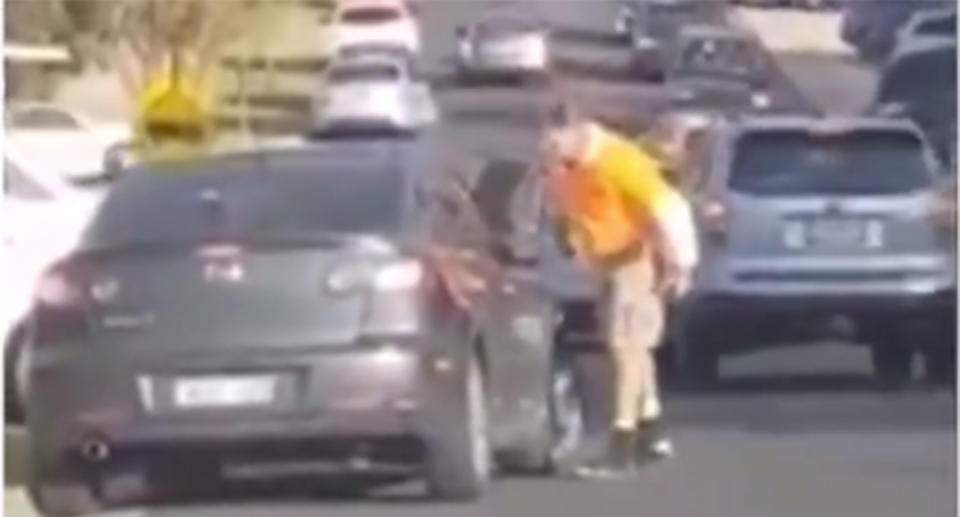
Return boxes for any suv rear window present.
[82,160,407,250]
[729,130,933,195]
[341,7,401,24]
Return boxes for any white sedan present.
[310,54,438,135]
[3,145,111,422]
[5,102,131,182]
[330,0,421,55]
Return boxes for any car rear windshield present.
[329,64,400,83]
[81,160,407,250]
[341,7,401,24]
[729,130,933,195]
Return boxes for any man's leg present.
[633,293,674,462]
[573,266,643,479]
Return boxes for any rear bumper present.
[678,289,956,350]
[27,342,468,467]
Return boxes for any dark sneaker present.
[636,419,675,464]
[572,430,637,480]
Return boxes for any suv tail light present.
[928,185,957,230]
[700,198,729,236]
[326,259,424,293]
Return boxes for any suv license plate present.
[807,219,864,246]
[174,375,276,409]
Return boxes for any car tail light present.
[700,198,729,236]
[35,262,88,308]
[326,259,424,293]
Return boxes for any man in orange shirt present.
[543,103,697,478]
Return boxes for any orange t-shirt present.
[548,124,674,262]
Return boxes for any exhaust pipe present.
[80,438,110,463]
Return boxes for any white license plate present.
[807,219,864,246]
[174,375,276,409]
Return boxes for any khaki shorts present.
[602,251,665,351]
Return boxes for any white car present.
[311,54,438,135]
[3,146,110,421]
[330,0,421,55]
[5,102,131,183]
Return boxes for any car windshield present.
[730,129,933,195]
[328,64,401,83]
[341,6,401,24]
[81,160,407,250]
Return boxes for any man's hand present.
[657,263,693,300]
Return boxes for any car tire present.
[28,461,102,517]
[678,320,720,386]
[870,344,912,388]
[424,354,491,501]
[545,354,587,474]
[923,346,955,385]
[4,323,28,424]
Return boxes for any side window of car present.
[3,161,52,201]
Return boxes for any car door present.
[466,159,555,446]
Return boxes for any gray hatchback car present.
[675,116,956,386]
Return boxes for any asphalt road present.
[5,2,955,516]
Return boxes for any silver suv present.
[676,116,956,386]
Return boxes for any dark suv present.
[24,140,561,515]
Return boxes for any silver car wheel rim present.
[549,365,583,460]
[467,360,491,479]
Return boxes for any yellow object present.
[133,57,218,162]
[547,123,675,265]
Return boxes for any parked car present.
[310,53,438,136]
[3,145,112,423]
[871,37,956,169]
[5,102,131,183]
[641,108,723,191]
[676,116,956,386]
[617,0,725,80]
[454,19,552,85]
[893,8,956,52]
[666,25,775,111]
[23,141,564,515]
[840,0,950,62]
[329,0,421,55]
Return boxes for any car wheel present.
[4,324,28,424]
[871,344,912,388]
[546,355,585,472]
[424,354,491,501]
[923,346,955,385]
[678,320,720,386]
[28,460,102,517]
